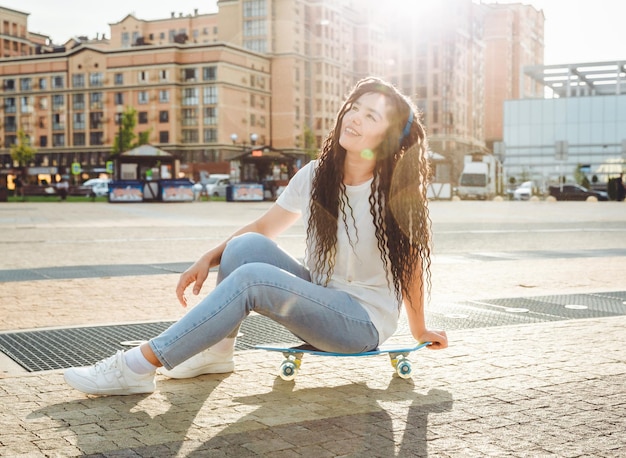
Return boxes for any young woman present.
[64,77,448,395]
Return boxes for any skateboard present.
[256,341,431,380]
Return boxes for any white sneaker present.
[157,348,234,379]
[64,350,156,395]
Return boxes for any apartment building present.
[0,39,271,176]
[483,2,544,150]
[0,0,543,185]
[0,6,51,59]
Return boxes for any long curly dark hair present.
[308,77,432,308]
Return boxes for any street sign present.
[71,162,81,175]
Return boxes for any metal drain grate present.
[2,291,624,372]
[423,291,626,331]
[0,315,300,372]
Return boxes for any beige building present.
[483,2,544,150]
[1,0,543,186]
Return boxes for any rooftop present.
[523,60,626,98]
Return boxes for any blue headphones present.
[399,110,414,145]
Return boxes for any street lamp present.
[230,132,258,147]
[116,105,124,154]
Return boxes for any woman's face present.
[339,92,391,156]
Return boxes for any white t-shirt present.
[276,161,400,344]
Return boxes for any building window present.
[114,73,124,85]
[159,131,169,143]
[4,135,17,148]
[159,70,168,81]
[203,86,217,104]
[243,39,266,53]
[182,129,199,143]
[182,88,198,106]
[121,32,130,47]
[20,96,31,113]
[73,133,85,146]
[52,133,65,146]
[159,90,169,103]
[114,92,124,105]
[5,115,16,132]
[138,111,148,124]
[89,132,103,145]
[38,78,47,90]
[89,112,103,129]
[72,94,85,110]
[243,0,267,17]
[72,74,85,88]
[90,73,104,87]
[159,110,169,123]
[52,75,64,89]
[138,91,149,104]
[4,79,15,91]
[183,68,197,81]
[73,113,85,130]
[202,66,217,81]
[52,94,64,109]
[90,92,103,109]
[20,78,32,91]
[203,128,217,143]
[243,19,265,37]
[4,97,16,113]
[138,70,148,83]
[203,107,217,125]
[39,136,47,147]
[182,108,198,126]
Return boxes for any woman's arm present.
[404,261,448,350]
[175,203,300,306]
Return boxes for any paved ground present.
[0,200,625,457]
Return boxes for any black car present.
[548,184,608,201]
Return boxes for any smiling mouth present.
[345,127,360,136]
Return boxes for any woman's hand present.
[175,254,215,307]
[417,329,448,350]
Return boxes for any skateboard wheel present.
[280,361,298,381]
[396,360,412,379]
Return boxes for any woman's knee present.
[219,233,275,278]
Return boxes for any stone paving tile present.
[1,202,625,456]
[0,315,624,456]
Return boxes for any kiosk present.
[109,145,194,202]
[228,146,296,201]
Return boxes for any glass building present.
[502,60,626,190]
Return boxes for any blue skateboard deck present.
[256,341,430,380]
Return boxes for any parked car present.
[548,184,608,201]
[204,174,231,198]
[82,178,110,197]
[513,181,533,200]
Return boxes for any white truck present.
[456,154,500,200]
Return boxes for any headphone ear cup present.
[399,110,414,145]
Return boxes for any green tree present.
[10,129,36,167]
[303,125,318,159]
[574,163,590,189]
[112,107,150,154]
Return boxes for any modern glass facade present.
[503,92,626,188]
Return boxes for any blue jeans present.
[150,233,379,369]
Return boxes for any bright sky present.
[2,0,624,65]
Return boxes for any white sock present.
[211,337,236,354]
[123,346,158,375]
